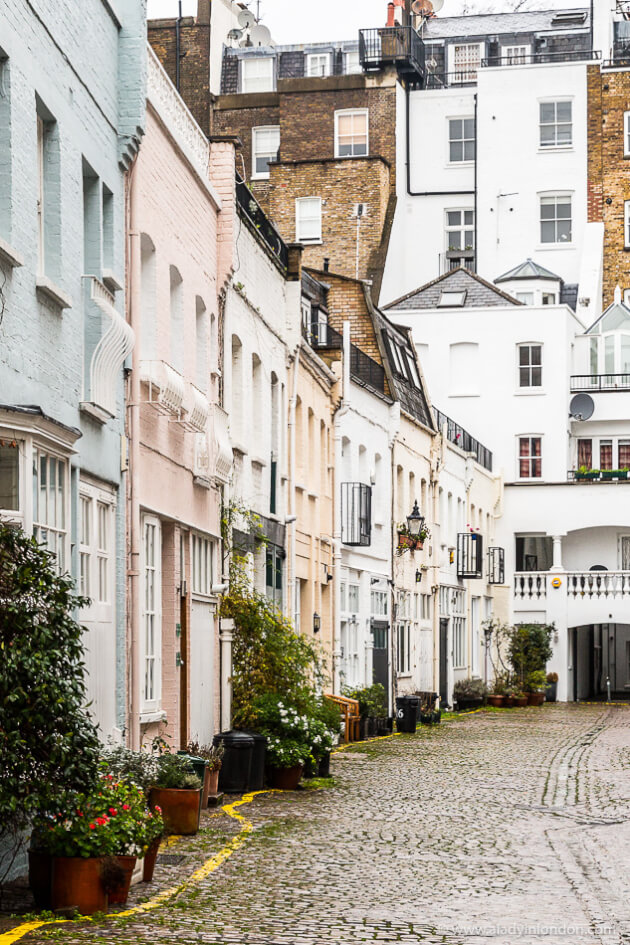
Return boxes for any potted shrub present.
[546,672,558,703]
[149,752,202,836]
[512,690,528,707]
[186,742,224,806]
[507,622,553,703]
[503,687,515,708]
[453,677,487,711]
[265,737,308,789]
[575,465,600,481]
[525,670,548,706]
[487,675,507,708]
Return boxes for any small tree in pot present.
[148,749,202,836]
[453,677,487,711]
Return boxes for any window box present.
[575,469,600,481]
[601,469,628,480]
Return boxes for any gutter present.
[405,84,474,198]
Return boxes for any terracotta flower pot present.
[514,696,528,707]
[50,856,107,916]
[106,855,136,905]
[504,696,515,707]
[268,764,304,790]
[527,691,545,706]
[207,767,220,799]
[149,787,201,836]
[487,695,505,707]
[142,837,161,883]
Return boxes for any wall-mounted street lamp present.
[407,499,425,537]
[313,612,321,633]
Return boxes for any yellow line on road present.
[0,790,279,945]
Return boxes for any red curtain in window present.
[531,437,541,478]
[577,438,592,470]
[600,441,613,471]
[619,441,630,469]
[519,438,530,478]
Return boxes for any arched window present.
[169,265,183,374]
[195,296,208,392]
[140,234,156,361]
[231,335,243,441]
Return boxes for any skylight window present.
[551,11,587,25]
[438,290,467,307]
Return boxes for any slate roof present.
[422,8,590,40]
[383,268,521,311]
[495,258,562,283]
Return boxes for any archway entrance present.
[573,624,630,700]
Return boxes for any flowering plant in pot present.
[148,750,202,836]
[525,670,548,706]
[453,677,487,711]
[546,671,559,703]
[264,737,310,789]
[252,695,320,789]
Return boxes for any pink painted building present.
[126,47,234,749]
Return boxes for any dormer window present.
[241,57,274,93]
[306,53,331,77]
[438,290,467,307]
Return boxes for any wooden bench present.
[324,694,360,743]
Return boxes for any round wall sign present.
[551,577,562,589]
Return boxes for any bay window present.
[0,440,19,513]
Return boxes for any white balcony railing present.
[514,570,630,601]
[139,360,185,415]
[566,571,630,599]
[514,572,548,599]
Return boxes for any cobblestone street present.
[22,705,630,945]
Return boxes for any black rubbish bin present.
[242,732,268,790]
[395,695,419,733]
[212,731,254,793]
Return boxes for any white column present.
[219,619,234,731]
[365,635,374,688]
[550,535,564,572]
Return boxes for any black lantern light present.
[313,612,321,633]
[406,499,425,537]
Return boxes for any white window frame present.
[32,446,71,575]
[240,57,274,94]
[539,193,572,245]
[542,292,556,305]
[516,292,534,305]
[397,622,411,675]
[306,52,331,77]
[295,196,322,244]
[517,343,543,389]
[452,617,466,669]
[79,481,115,620]
[370,589,388,617]
[445,208,475,259]
[334,109,369,159]
[449,42,483,83]
[141,515,162,714]
[348,582,360,615]
[501,44,530,64]
[191,532,214,598]
[251,125,280,180]
[539,99,573,149]
[625,111,630,158]
[448,116,475,164]
[517,435,543,480]
[344,50,362,74]
[0,438,22,525]
[625,200,630,249]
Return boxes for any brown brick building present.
[147,7,421,301]
[587,62,630,308]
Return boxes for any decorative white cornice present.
[146,44,222,211]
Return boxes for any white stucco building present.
[386,265,630,702]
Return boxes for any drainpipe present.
[287,346,301,622]
[176,0,183,93]
[405,85,474,198]
[473,92,478,271]
[127,158,141,750]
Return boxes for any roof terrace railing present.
[434,407,493,471]
[235,178,288,270]
[359,26,425,76]
[481,49,601,69]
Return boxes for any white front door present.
[189,600,215,745]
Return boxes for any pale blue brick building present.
[0,0,146,770]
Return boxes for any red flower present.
[122,804,130,811]
[89,823,96,830]
[108,808,117,816]
[153,805,162,814]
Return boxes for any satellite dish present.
[227,28,243,41]
[411,0,433,13]
[237,8,256,29]
[432,0,445,11]
[569,393,595,421]
[250,23,272,46]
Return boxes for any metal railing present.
[570,373,630,392]
[350,343,386,394]
[341,482,372,547]
[424,71,478,89]
[433,407,493,471]
[235,179,288,270]
[359,26,425,75]
[302,320,343,350]
[481,49,600,69]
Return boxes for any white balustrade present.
[565,571,630,599]
[513,572,548,599]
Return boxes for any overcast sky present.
[147,0,588,45]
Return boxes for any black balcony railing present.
[481,49,600,69]
[350,343,386,394]
[341,482,372,547]
[302,319,343,350]
[359,26,425,77]
[457,532,484,580]
[571,373,630,392]
[424,71,479,89]
[488,547,505,585]
[235,179,288,270]
[433,407,493,471]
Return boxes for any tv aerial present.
[569,393,595,421]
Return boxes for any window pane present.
[619,441,630,468]
[540,103,555,122]
[600,441,613,470]
[464,118,475,138]
[463,140,475,161]
[447,211,461,227]
[0,444,19,511]
[557,101,572,122]
[450,141,463,162]
[531,346,542,365]
[531,366,542,386]
[541,221,555,243]
[578,439,592,469]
